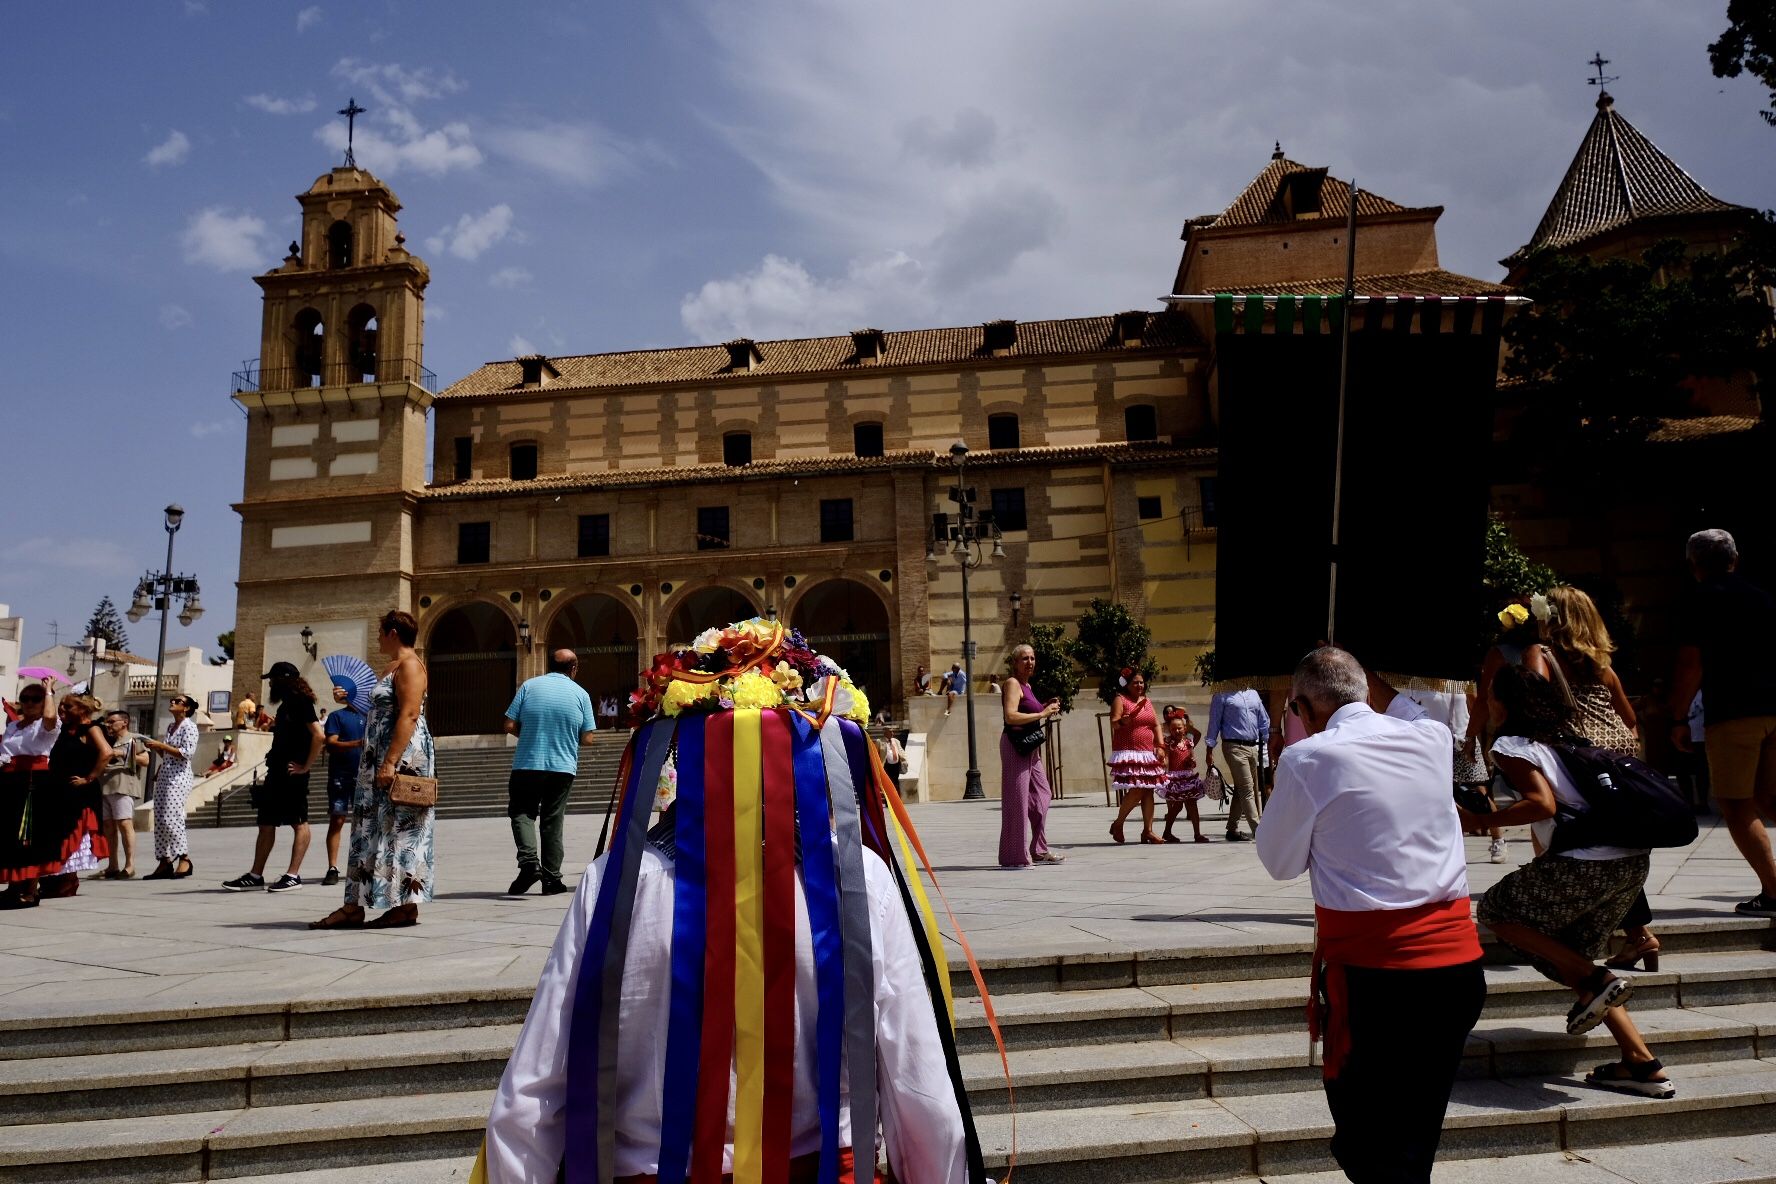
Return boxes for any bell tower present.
[231,157,434,707]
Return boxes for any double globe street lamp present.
[125,505,203,762]
[929,442,1004,801]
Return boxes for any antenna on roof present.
[1586,51,1618,95]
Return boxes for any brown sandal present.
[308,905,366,930]
[365,904,419,929]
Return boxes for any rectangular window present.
[819,498,854,543]
[452,436,471,481]
[990,487,1028,532]
[723,433,752,466]
[696,506,730,550]
[1199,478,1219,529]
[509,443,538,481]
[577,513,611,558]
[853,422,885,458]
[987,414,1020,450]
[458,521,491,564]
[1137,495,1162,520]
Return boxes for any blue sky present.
[0,1,1768,662]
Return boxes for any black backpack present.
[1546,744,1698,854]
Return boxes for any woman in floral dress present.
[310,610,435,930]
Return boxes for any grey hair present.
[1292,647,1368,712]
[1687,528,1738,577]
[1010,644,1035,660]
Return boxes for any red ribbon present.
[760,710,798,1184]
[692,712,736,1184]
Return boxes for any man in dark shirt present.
[224,663,324,893]
[1671,529,1776,916]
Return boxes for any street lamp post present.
[930,442,1005,801]
[126,505,203,779]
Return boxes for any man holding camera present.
[1256,648,1484,1184]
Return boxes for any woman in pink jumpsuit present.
[999,644,1063,867]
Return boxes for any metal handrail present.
[231,357,438,394]
[210,758,268,827]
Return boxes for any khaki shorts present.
[1705,715,1776,801]
[102,794,136,822]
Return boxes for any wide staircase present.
[6,915,1776,1182]
[191,734,633,828]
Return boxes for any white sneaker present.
[1488,839,1508,865]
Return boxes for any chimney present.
[850,327,887,363]
[724,338,763,372]
[981,319,1017,356]
[1113,311,1148,348]
[517,354,558,388]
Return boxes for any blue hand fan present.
[321,654,378,714]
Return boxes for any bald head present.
[549,649,579,675]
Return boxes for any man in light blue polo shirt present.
[503,649,596,896]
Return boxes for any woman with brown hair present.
[0,693,112,907]
[141,694,200,879]
[224,666,323,893]
[312,610,436,929]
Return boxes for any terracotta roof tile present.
[1507,94,1747,264]
[1208,269,1509,297]
[1205,156,1427,228]
[1647,415,1762,444]
[438,312,1202,401]
[419,442,1213,501]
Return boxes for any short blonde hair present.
[1546,585,1615,678]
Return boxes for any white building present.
[0,606,21,703]
[21,642,235,736]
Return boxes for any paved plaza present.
[0,795,1762,1013]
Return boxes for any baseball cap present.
[263,661,302,681]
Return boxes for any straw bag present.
[388,767,438,808]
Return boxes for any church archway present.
[545,592,640,728]
[424,600,517,736]
[292,307,324,387]
[664,585,759,650]
[787,578,892,714]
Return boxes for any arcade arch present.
[544,592,640,724]
[786,577,892,713]
[424,600,517,736]
[664,585,759,650]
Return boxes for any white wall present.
[262,619,370,696]
[0,608,21,702]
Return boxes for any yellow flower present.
[1497,603,1530,629]
[842,681,871,724]
[730,669,782,710]
[771,664,803,692]
[661,679,717,717]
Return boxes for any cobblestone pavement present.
[0,794,1757,1014]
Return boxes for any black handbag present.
[1008,722,1046,755]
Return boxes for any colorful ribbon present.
[731,710,766,1184]
[656,715,708,1184]
[759,711,799,1184]
[791,713,845,1184]
[693,712,737,1184]
[817,718,877,1179]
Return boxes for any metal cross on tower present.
[1587,52,1618,92]
[338,97,367,167]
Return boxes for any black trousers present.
[1324,958,1486,1184]
[507,769,575,879]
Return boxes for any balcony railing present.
[232,357,438,395]
[126,674,181,695]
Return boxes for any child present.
[1160,705,1208,843]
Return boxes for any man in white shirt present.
[1256,648,1485,1184]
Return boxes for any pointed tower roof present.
[1505,93,1747,265]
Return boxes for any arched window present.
[987,413,1020,450]
[1124,403,1158,442]
[509,443,539,481]
[292,307,324,387]
[328,220,354,269]
[723,432,752,466]
[346,303,379,382]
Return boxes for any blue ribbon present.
[818,719,877,1179]
[791,714,845,1184]
[656,716,707,1184]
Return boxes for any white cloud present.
[183,0,206,14]
[508,333,537,356]
[296,6,323,33]
[0,537,135,577]
[901,108,999,169]
[488,266,532,290]
[190,419,237,438]
[315,59,481,176]
[160,304,194,330]
[244,93,317,115]
[180,207,270,272]
[681,251,933,343]
[144,129,191,167]
[426,204,514,261]
[485,120,655,188]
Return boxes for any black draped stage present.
[1211,295,1503,689]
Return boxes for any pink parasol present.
[16,666,65,685]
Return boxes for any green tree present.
[1193,648,1217,688]
[1010,622,1081,713]
[1710,0,1776,127]
[83,597,129,653]
[213,630,236,665]
[1502,227,1776,447]
[1067,598,1163,707]
[1483,517,1557,601]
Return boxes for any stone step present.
[1256,1129,1776,1182]
[192,1160,477,1184]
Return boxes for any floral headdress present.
[1163,704,1190,722]
[1117,666,1136,688]
[629,616,872,727]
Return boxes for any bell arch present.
[543,591,640,725]
[785,577,893,715]
[292,307,324,387]
[346,302,379,382]
[422,599,517,736]
[328,219,355,269]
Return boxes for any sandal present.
[308,905,366,930]
[1567,968,1634,1035]
[1606,935,1661,972]
[143,861,175,881]
[1034,852,1066,864]
[365,905,419,929]
[1585,1057,1675,1098]
[1139,831,1161,844]
[172,857,194,880]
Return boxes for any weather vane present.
[338,97,367,167]
[1587,52,1618,93]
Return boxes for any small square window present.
[1199,478,1219,529]
[458,521,491,565]
[853,422,884,458]
[1124,404,1158,443]
[990,488,1027,532]
[509,443,538,481]
[820,498,854,543]
[578,513,610,558]
[987,414,1020,450]
[1137,496,1162,520]
[452,436,471,481]
[723,432,752,466]
[697,506,730,550]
